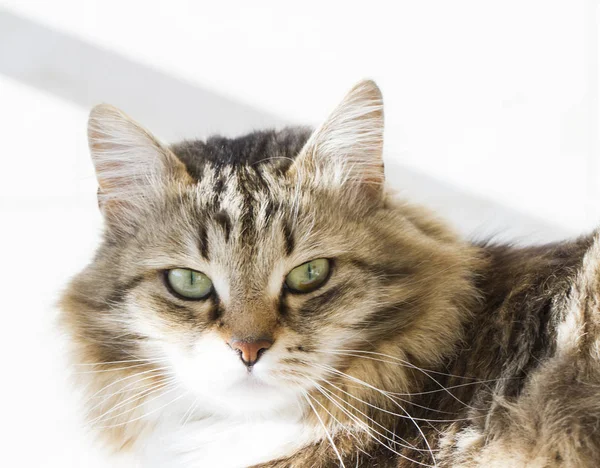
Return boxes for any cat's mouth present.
[235,369,275,388]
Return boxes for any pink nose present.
[229,339,273,367]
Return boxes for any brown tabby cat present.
[60,80,600,467]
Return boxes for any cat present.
[60,80,600,467]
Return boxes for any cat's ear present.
[289,80,384,199]
[88,104,191,225]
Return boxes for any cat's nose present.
[229,339,273,367]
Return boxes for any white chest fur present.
[141,415,317,468]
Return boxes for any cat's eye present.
[285,259,331,293]
[165,268,213,300]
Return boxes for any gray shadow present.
[385,164,572,244]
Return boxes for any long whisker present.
[315,363,437,466]
[322,349,476,380]
[315,363,482,423]
[304,393,346,468]
[75,357,169,366]
[89,377,178,424]
[313,379,436,454]
[306,390,365,450]
[180,396,199,426]
[86,366,170,401]
[76,361,169,374]
[87,369,175,401]
[312,383,436,467]
[86,373,174,417]
[388,379,502,397]
[322,350,479,411]
[314,377,425,452]
[96,386,186,429]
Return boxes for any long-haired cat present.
[60,80,600,467]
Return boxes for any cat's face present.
[62,81,474,424]
[106,161,390,415]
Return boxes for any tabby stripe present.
[150,294,197,322]
[209,295,224,321]
[198,225,209,260]
[282,221,295,256]
[214,210,232,243]
[348,257,414,284]
[349,302,417,331]
[300,286,344,317]
[106,275,145,305]
[278,290,290,317]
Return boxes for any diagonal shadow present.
[0,8,286,141]
[0,8,572,243]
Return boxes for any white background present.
[0,1,598,466]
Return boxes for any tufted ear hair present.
[289,80,385,199]
[87,104,191,230]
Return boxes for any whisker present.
[86,373,174,417]
[315,378,425,452]
[315,363,437,466]
[317,364,483,423]
[180,396,199,426]
[388,379,503,397]
[309,380,436,467]
[75,357,169,366]
[304,393,346,468]
[96,386,185,429]
[87,370,175,402]
[315,381,433,454]
[86,366,170,401]
[306,390,365,449]
[327,349,504,381]
[90,378,178,424]
[322,350,480,411]
[76,360,169,374]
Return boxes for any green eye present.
[166,268,213,300]
[285,259,331,293]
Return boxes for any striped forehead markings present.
[198,224,210,260]
[197,165,298,257]
[214,210,232,243]
[282,220,295,256]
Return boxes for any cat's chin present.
[203,379,304,416]
[174,372,304,417]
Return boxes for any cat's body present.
[60,81,600,467]
[353,236,600,467]
[415,237,600,467]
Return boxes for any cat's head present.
[61,81,476,428]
